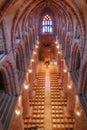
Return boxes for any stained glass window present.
[42,14,53,33]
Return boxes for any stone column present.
[0,120,3,130]
[64,85,75,116]
[22,87,30,118]
[61,70,68,97]
[74,108,87,130]
[9,106,24,130]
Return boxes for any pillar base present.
[0,120,3,130]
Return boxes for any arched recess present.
[0,70,7,92]
[0,61,18,95]
[79,62,87,96]
[70,43,81,83]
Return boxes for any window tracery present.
[42,14,53,33]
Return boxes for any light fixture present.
[68,85,72,89]
[33,51,37,55]
[24,84,29,90]
[56,45,59,49]
[15,107,21,116]
[76,111,81,116]
[36,45,38,49]
[31,59,35,62]
[29,69,32,73]
[55,41,58,44]
[64,69,67,73]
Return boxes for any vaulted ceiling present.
[0,0,87,30]
[0,0,87,49]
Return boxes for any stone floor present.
[24,63,75,130]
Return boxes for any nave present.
[24,63,75,130]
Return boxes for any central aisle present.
[24,62,75,130]
[44,67,52,130]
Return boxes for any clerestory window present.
[42,14,53,33]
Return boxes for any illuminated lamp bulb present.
[33,51,37,55]
[36,45,38,48]
[64,69,67,73]
[68,85,72,89]
[29,69,32,73]
[15,107,21,116]
[56,45,59,49]
[58,51,62,54]
[76,111,81,116]
[24,84,29,90]
[31,59,34,62]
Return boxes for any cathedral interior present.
[0,0,87,130]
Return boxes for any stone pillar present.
[22,87,30,118]
[0,120,3,130]
[74,108,87,130]
[64,84,75,116]
[62,70,68,97]
[9,106,24,130]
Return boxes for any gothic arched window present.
[42,14,53,33]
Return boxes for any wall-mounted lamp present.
[31,59,35,62]
[64,69,67,73]
[28,69,32,73]
[68,85,72,89]
[24,84,29,90]
[33,51,37,55]
[15,107,21,116]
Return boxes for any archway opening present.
[0,71,5,91]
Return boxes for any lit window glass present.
[42,14,53,33]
